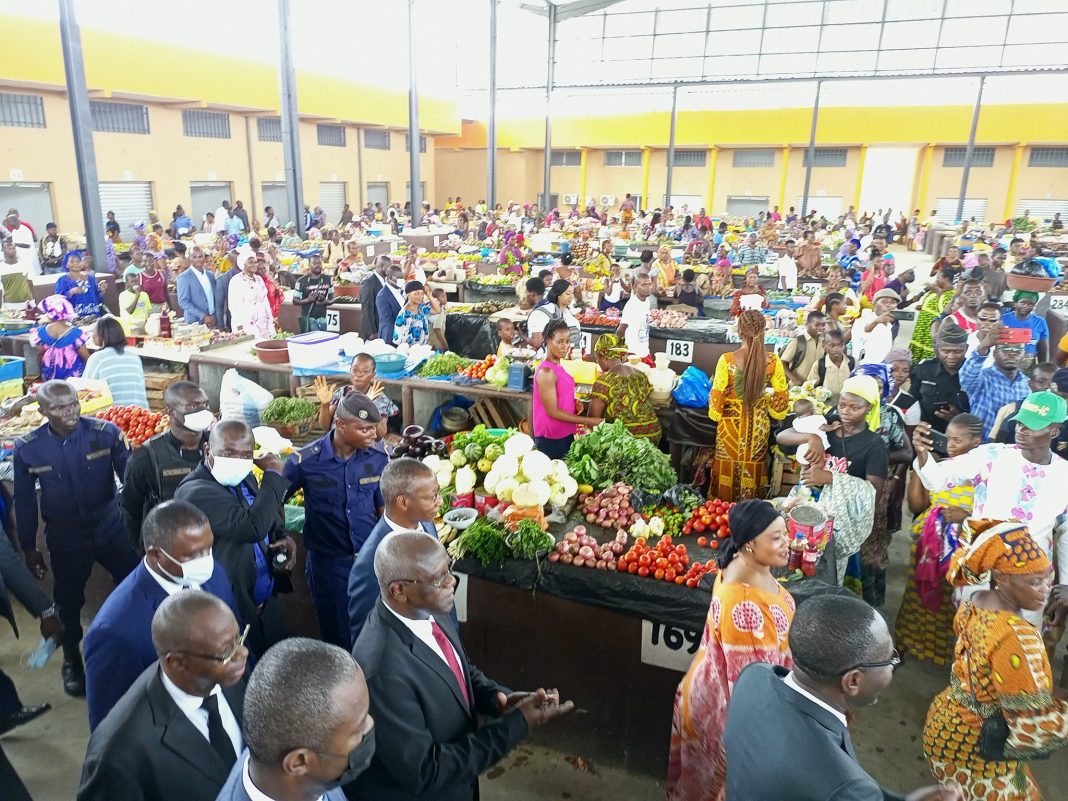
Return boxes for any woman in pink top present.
[533,318,603,459]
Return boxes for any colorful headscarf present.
[840,375,881,432]
[61,249,86,272]
[947,519,1050,587]
[38,294,75,322]
[1013,290,1039,303]
[851,363,890,399]
[593,333,628,359]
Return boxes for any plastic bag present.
[219,368,274,427]
[660,484,704,512]
[672,365,712,408]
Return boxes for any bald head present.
[37,379,76,406]
[151,590,234,657]
[208,419,253,451]
[374,530,443,593]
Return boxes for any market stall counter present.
[580,318,738,375]
[276,299,362,336]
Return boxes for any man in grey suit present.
[78,591,249,801]
[359,256,391,341]
[723,595,962,801]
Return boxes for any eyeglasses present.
[842,648,901,674]
[397,570,455,589]
[175,624,250,664]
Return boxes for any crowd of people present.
[0,194,1067,801]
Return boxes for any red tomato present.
[616,561,628,573]
[696,536,708,547]
[685,578,698,588]
[654,569,665,580]
[694,520,707,533]
[664,568,676,582]
[709,538,719,549]
[628,562,638,574]
[637,566,650,577]
[638,554,651,568]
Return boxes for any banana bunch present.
[437,521,459,545]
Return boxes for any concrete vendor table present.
[373,375,530,429]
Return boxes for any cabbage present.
[422,455,442,471]
[556,475,578,498]
[455,466,477,495]
[512,483,540,507]
[483,469,501,494]
[492,453,520,479]
[520,451,552,483]
[550,459,571,483]
[549,486,570,508]
[526,479,551,506]
[495,477,520,503]
[503,433,535,458]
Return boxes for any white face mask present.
[158,547,215,588]
[209,455,253,487]
[182,409,215,433]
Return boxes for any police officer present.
[13,380,139,696]
[120,381,214,547]
[284,391,386,649]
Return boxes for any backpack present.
[817,354,855,385]
[778,333,808,372]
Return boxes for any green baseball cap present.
[1011,390,1068,431]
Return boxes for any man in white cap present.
[2,209,40,276]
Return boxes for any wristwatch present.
[40,603,58,620]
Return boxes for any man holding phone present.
[294,254,333,332]
[912,323,968,432]
[851,288,900,364]
[958,323,1030,440]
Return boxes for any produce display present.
[548,525,629,570]
[618,534,718,587]
[459,355,512,387]
[446,517,512,566]
[577,309,622,327]
[468,300,513,314]
[391,425,447,460]
[260,397,317,425]
[579,483,642,529]
[97,405,167,447]
[459,355,497,381]
[649,309,689,328]
[417,352,475,377]
[683,497,734,547]
[468,274,519,286]
[509,519,555,559]
[565,422,677,493]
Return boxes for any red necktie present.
[430,620,470,707]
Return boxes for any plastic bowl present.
[374,353,406,375]
[1005,273,1057,293]
[255,339,290,364]
[443,507,478,530]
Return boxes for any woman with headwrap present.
[228,250,275,338]
[895,412,982,665]
[884,347,922,427]
[31,294,90,380]
[708,310,789,502]
[588,334,660,443]
[776,374,887,583]
[923,519,1067,800]
[1001,289,1049,365]
[910,267,956,361]
[54,250,104,318]
[392,280,435,348]
[728,268,770,318]
[279,223,301,249]
[497,233,526,274]
[667,499,794,801]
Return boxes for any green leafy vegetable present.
[452,424,512,453]
[565,421,677,494]
[417,352,474,377]
[510,519,553,559]
[261,397,318,425]
[447,517,511,566]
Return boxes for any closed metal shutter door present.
[934,198,988,225]
[726,196,769,217]
[1015,200,1068,222]
[98,182,153,230]
[261,183,291,229]
[366,183,389,209]
[796,195,843,218]
[190,182,231,227]
[0,183,54,233]
[319,182,347,226]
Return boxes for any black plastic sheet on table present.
[579,318,733,344]
[444,312,497,360]
[668,403,717,449]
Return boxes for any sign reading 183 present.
[665,339,694,363]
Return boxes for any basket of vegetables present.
[260,396,319,439]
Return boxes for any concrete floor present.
[3,245,1067,800]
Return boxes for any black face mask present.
[322,728,376,790]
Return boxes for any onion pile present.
[547,525,629,570]
[579,483,642,529]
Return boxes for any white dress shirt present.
[159,671,243,757]
[144,558,200,595]
[242,754,323,801]
[783,671,848,727]
[191,267,215,314]
[383,602,465,681]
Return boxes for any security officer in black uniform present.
[13,380,139,696]
[120,381,213,547]
[283,391,386,649]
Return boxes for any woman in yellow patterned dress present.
[708,310,789,501]
[923,518,1068,801]
[588,334,662,443]
[667,500,794,801]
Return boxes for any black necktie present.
[201,694,237,765]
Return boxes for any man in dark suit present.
[84,500,241,730]
[215,638,374,801]
[175,421,297,657]
[78,590,249,801]
[723,595,962,801]
[349,531,573,801]
[374,263,405,342]
[347,457,441,646]
[359,256,391,341]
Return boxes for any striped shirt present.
[958,350,1029,441]
[83,347,149,408]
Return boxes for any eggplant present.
[403,425,425,440]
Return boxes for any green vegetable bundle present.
[509,519,553,559]
[565,421,677,494]
[452,424,512,453]
[261,397,318,424]
[417,352,474,377]
[447,517,511,566]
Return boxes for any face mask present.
[209,455,253,487]
[158,546,215,587]
[323,728,376,790]
[182,409,215,433]
[21,636,58,669]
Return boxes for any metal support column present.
[800,80,822,218]
[956,75,986,224]
[664,84,678,208]
[542,3,557,211]
[277,0,305,237]
[244,116,257,216]
[487,0,498,209]
[407,0,422,220]
[58,0,105,267]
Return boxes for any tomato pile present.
[641,505,690,539]
[684,498,734,548]
[460,354,497,380]
[617,534,718,588]
[97,405,167,447]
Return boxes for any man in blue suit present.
[347,458,442,646]
[374,263,405,342]
[214,638,374,801]
[176,247,218,325]
[84,500,241,730]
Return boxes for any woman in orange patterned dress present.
[667,500,794,801]
[708,310,789,501]
[923,519,1068,801]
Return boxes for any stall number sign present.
[665,339,693,364]
[453,571,469,623]
[365,245,375,258]
[580,332,593,355]
[325,309,341,333]
[801,282,823,295]
[1048,294,1068,313]
[640,619,701,672]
